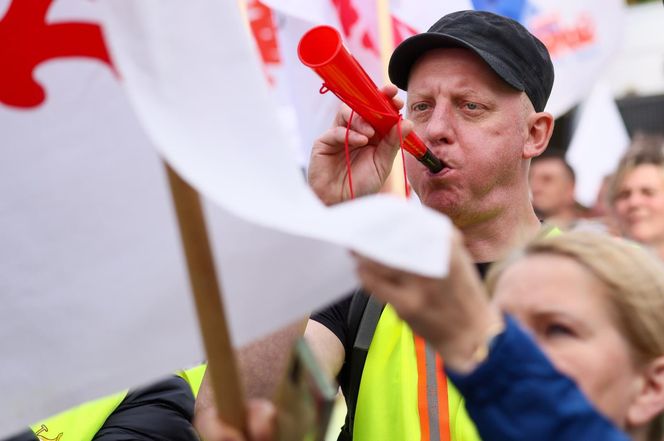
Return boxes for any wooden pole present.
[376,0,407,198]
[165,162,246,431]
[376,0,395,86]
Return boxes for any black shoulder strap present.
[347,289,370,350]
[338,289,385,440]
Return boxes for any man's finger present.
[247,400,276,441]
[193,407,245,441]
[392,95,404,111]
[320,127,371,151]
[380,84,405,111]
[380,83,399,98]
[335,105,376,138]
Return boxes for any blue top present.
[446,316,631,441]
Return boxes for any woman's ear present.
[626,356,664,429]
[522,111,554,160]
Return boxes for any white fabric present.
[1,0,452,434]
[566,81,629,207]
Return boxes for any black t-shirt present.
[310,262,492,394]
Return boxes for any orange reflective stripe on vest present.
[355,304,480,441]
[415,335,451,441]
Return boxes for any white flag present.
[1,0,452,434]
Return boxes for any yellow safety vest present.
[354,305,480,441]
[30,364,207,441]
[353,227,563,440]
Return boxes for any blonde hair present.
[486,231,664,439]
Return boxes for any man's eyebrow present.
[406,90,429,100]
[453,87,485,98]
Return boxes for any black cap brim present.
[388,33,526,94]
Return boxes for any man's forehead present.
[405,48,524,98]
[410,47,489,74]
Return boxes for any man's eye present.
[411,103,429,112]
[465,102,479,110]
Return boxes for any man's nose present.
[424,103,455,146]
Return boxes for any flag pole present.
[376,0,407,197]
[165,162,246,431]
[377,0,394,85]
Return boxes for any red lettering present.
[0,0,114,108]
[391,15,418,46]
[330,0,378,55]
[248,0,280,65]
[360,30,378,55]
[331,0,359,38]
[531,13,596,58]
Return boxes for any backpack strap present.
[338,289,385,440]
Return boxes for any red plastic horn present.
[297,25,442,174]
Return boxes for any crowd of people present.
[7,8,664,441]
[529,134,664,247]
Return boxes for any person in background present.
[609,133,664,260]
[529,154,588,229]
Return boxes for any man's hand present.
[194,399,276,441]
[308,84,413,205]
[354,230,504,373]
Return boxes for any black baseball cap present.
[388,10,554,112]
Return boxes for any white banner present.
[0,0,202,434]
[1,0,451,435]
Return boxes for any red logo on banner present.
[392,15,418,46]
[331,0,379,55]
[0,0,114,108]
[248,0,280,65]
[530,13,596,58]
[248,0,280,86]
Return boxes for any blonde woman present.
[355,231,664,441]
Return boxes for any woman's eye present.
[544,323,575,338]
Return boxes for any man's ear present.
[627,357,664,429]
[523,111,554,159]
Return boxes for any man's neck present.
[459,203,542,263]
